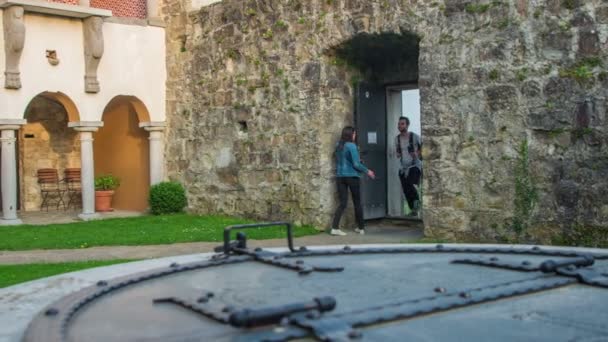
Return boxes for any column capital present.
[69,121,103,132]
[140,121,166,132]
[0,119,26,130]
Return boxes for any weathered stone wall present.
[163,0,608,242]
[20,97,81,211]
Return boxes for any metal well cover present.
[23,224,608,342]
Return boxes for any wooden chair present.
[37,168,66,211]
[64,168,82,209]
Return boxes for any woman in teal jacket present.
[330,126,375,236]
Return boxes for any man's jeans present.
[399,167,421,211]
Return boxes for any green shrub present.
[95,174,120,191]
[149,181,187,215]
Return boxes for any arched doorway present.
[20,92,80,211]
[94,96,150,211]
[329,32,422,221]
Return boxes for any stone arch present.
[105,95,152,123]
[325,31,422,220]
[20,92,81,211]
[94,95,151,211]
[36,92,81,122]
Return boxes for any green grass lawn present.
[0,214,320,251]
[0,260,134,288]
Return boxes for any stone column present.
[141,123,165,185]
[0,122,25,225]
[69,122,103,220]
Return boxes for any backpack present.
[397,132,417,158]
[397,133,421,178]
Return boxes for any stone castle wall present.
[163,0,608,242]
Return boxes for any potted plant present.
[94,174,120,212]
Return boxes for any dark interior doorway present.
[333,32,421,221]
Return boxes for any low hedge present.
[149,181,187,215]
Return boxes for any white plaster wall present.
[190,0,222,10]
[0,10,5,88]
[0,12,166,122]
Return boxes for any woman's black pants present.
[331,177,364,230]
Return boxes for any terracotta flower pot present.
[95,190,115,212]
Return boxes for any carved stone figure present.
[83,16,104,93]
[3,6,25,89]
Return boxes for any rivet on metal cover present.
[45,308,59,317]
[348,330,363,339]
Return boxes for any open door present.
[387,88,404,217]
[355,82,387,219]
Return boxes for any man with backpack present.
[396,116,422,217]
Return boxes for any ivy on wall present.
[512,139,538,235]
[330,32,420,83]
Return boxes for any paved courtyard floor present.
[12,209,144,225]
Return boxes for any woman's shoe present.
[330,228,347,236]
[354,228,365,235]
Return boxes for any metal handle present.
[540,254,594,273]
[223,222,295,253]
[228,296,336,328]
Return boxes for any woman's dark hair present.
[338,126,355,150]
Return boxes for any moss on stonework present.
[562,0,576,10]
[552,225,608,248]
[330,32,420,82]
[546,127,567,138]
[516,68,528,81]
[559,58,604,85]
[465,4,491,14]
[571,127,593,139]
